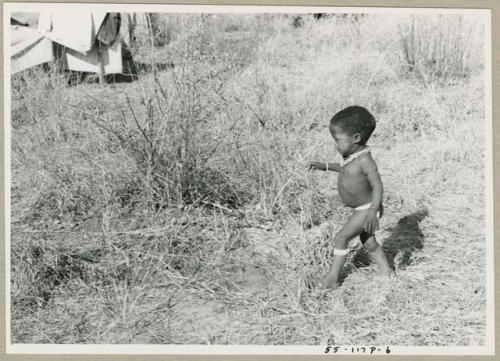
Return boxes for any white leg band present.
[334,248,349,256]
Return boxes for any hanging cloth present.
[97,13,121,46]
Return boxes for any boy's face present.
[329,125,358,157]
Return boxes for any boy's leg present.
[360,232,393,275]
[323,210,367,289]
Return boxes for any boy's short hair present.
[330,106,376,144]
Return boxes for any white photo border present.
[3,2,494,355]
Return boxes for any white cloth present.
[62,38,122,73]
[11,25,43,50]
[11,11,122,75]
[354,203,380,218]
[340,147,370,167]
[38,11,122,74]
[11,25,54,74]
[39,10,107,54]
[354,203,372,211]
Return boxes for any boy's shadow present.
[342,209,429,279]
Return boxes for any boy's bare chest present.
[336,158,375,206]
[339,163,364,182]
[338,163,370,194]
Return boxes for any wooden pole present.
[97,46,105,85]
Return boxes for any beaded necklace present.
[340,147,370,167]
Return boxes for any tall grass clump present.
[398,14,484,84]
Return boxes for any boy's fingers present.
[366,219,378,233]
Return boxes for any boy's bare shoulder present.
[358,152,378,170]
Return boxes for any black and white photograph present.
[4,3,493,355]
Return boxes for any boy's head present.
[329,106,376,146]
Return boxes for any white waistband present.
[355,203,372,210]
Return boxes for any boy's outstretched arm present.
[361,156,383,234]
[308,162,341,172]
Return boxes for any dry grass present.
[398,14,485,84]
[10,13,487,346]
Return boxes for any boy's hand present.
[308,162,325,171]
[364,209,379,234]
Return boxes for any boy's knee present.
[333,233,350,249]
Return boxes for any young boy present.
[309,106,393,289]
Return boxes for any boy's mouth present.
[341,148,354,158]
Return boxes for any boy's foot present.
[310,288,329,298]
[382,269,396,278]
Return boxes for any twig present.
[68,104,126,145]
[125,94,154,152]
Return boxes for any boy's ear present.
[352,133,362,144]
